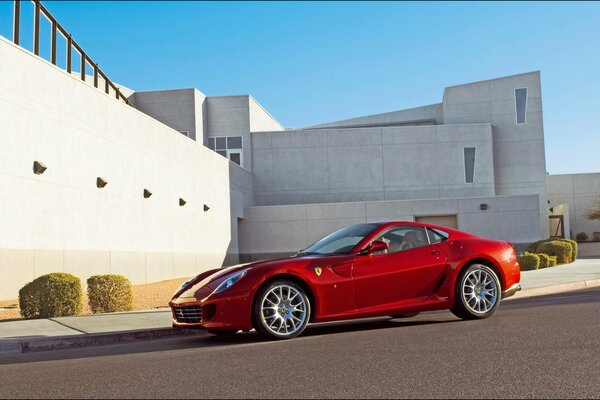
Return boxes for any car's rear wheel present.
[390,313,420,319]
[253,280,311,340]
[451,264,501,320]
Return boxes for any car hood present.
[175,254,316,299]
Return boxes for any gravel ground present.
[0,277,189,321]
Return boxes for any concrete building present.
[1,26,599,300]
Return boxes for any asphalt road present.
[1,288,599,399]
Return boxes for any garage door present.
[415,215,458,229]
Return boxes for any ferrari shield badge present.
[314,267,322,276]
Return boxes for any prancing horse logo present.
[314,267,322,276]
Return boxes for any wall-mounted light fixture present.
[96,177,108,188]
[203,204,210,212]
[480,203,488,211]
[33,161,47,175]
[179,198,186,206]
[143,189,152,199]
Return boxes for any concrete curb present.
[0,327,200,355]
[508,278,600,300]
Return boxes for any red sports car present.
[170,221,521,340]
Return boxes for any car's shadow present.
[0,315,458,365]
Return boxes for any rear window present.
[427,228,449,244]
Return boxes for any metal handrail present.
[10,0,131,106]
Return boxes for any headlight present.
[214,269,248,294]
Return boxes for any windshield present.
[299,223,382,256]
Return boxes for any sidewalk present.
[1,258,599,354]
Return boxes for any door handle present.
[431,250,440,256]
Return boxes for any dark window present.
[215,137,227,150]
[375,227,428,254]
[427,228,449,244]
[208,137,215,150]
[515,88,528,124]
[464,147,475,183]
[230,152,241,165]
[227,136,242,149]
[216,150,227,157]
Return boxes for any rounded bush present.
[537,253,551,269]
[537,241,572,265]
[87,274,133,314]
[559,239,578,261]
[593,232,600,242]
[548,256,557,267]
[576,232,588,242]
[518,252,540,271]
[19,273,82,319]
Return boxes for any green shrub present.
[518,252,540,271]
[593,232,600,242]
[548,256,557,267]
[529,238,578,262]
[576,232,588,242]
[559,239,578,261]
[537,241,573,265]
[537,253,551,269]
[19,273,82,319]
[87,274,133,314]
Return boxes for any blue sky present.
[1,1,599,174]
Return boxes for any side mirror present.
[361,240,389,255]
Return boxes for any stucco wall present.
[443,71,549,237]
[251,124,495,206]
[238,194,541,261]
[0,37,249,300]
[548,173,600,239]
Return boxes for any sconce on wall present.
[143,189,152,199]
[33,161,47,175]
[203,204,210,212]
[179,198,186,207]
[96,177,108,188]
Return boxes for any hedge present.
[528,238,578,263]
[537,253,551,269]
[19,273,82,319]
[548,256,557,267]
[537,241,573,265]
[518,252,540,271]
[87,274,133,314]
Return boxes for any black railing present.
[10,0,131,106]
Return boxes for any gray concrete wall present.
[307,103,443,128]
[548,173,600,239]
[130,88,205,142]
[238,194,542,261]
[443,71,549,237]
[251,124,495,206]
[0,37,247,300]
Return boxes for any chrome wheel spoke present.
[462,268,498,314]
[260,284,308,336]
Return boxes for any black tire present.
[252,280,311,340]
[390,313,420,319]
[451,263,501,320]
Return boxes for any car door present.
[353,226,448,311]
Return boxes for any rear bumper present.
[501,283,521,299]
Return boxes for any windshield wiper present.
[295,251,318,257]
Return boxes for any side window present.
[427,228,449,244]
[515,88,528,124]
[375,227,428,254]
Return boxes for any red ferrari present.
[170,221,521,340]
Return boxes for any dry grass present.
[0,277,190,321]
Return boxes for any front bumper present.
[169,290,254,332]
[501,283,521,299]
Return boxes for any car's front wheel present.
[253,280,311,340]
[451,264,501,320]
